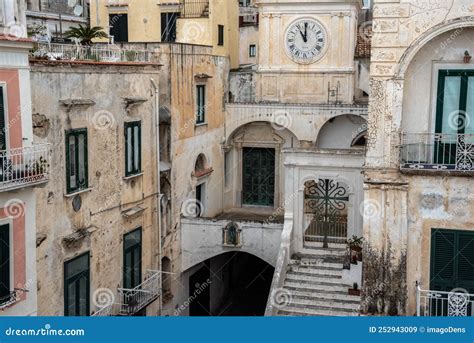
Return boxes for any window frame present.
[64,252,90,317]
[0,84,7,151]
[435,69,474,135]
[123,228,142,290]
[196,85,206,125]
[109,13,129,43]
[124,121,142,177]
[249,44,257,58]
[217,25,224,46]
[65,128,88,194]
[0,222,12,306]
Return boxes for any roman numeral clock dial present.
[285,18,327,64]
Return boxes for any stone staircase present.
[276,242,361,316]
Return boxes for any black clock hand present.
[298,29,307,43]
[304,22,308,42]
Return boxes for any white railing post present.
[416,283,421,316]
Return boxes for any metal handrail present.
[416,284,474,316]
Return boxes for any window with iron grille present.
[125,121,141,177]
[65,129,88,194]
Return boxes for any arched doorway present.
[186,252,275,316]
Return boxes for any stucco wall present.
[31,62,161,316]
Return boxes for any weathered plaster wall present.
[363,0,474,315]
[31,62,161,316]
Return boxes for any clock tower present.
[255,0,362,104]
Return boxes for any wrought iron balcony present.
[416,285,474,316]
[30,43,151,63]
[0,291,17,310]
[400,133,473,172]
[92,271,161,317]
[0,144,51,192]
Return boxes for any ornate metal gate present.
[304,179,349,246]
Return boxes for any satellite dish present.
[73,5,84,17]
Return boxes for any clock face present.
[285,18,327,64]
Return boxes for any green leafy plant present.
[347,235,364,250]
[64,25,108,45]
[125,50,137,62]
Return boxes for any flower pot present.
[464,55,472,64]
[351,245,362,253]
[348,289,361,296]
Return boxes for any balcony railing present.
[400,133,473,172]
[182,0,210,18]
[0,144,51,192]
[0,292,17,310]
[416,286,474,316]
[92,271,161,316]
[30,43,151,63]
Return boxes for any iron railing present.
[0,292,17,310]
[400,133,473,172]
[181,0,210,18]
[31,43,151,63]
[304,217,348,244]
[416,285,474,316]
[93,271,161,316]
[0,144,51,192]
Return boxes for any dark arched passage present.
[187,251,275,316]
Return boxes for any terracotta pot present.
[464,55,472,64]
[351,245,363,252]
[348,289,361,296]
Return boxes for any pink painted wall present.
[0,203,26,303]
[0,69,23,150]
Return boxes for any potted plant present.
[347,235,364,252]
[464,51,472,64]
[348,283,361,296]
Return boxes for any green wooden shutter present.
[458,233,474,283]
[0,224,10,301]
[0,87,6,150]
[431,230,455,291]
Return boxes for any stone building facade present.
[363,0,474,316]
[30,60,162,316]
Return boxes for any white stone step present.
[277,306,359,317]
[285,289,360,303]
[289,259,344,269]
[304,241,347,250]
[288,298,360,312]
[286,272,348,285]
[284,281,349,293]
[288,265,343,277]
[303,247,346,257]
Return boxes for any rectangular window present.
[218,25,224,46]
[65,129,88,194]
[109,13,128,43]
[0,224,11,306]
[125,121,141,177]
[431,229,474,294]
[123,228,142,290]
[436,70,474,135]
[64,253,90,316]
[0,86,6,150]
[161,12,180,42]
[196,85,206,124]
[249,44,257,58]
[242,148,275,206]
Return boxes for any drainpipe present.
[150,78,163,316]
